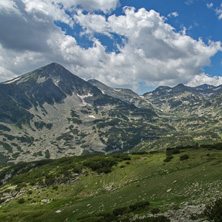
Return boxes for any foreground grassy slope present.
[0,146,222,221]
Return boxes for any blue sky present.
[0,0,222,94]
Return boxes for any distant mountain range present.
[1,63,222,166]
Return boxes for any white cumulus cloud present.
[74,7,222,89]
[62,0,120,13]
[0,1,222,93]
[187,73,222,87]
[22,0,73,25]
[0,0,19,13]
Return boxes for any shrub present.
[83,156,117,174]
[73,165,82,174]
[134,216,170,221]
[78,217,103,222]
[78,213,117,222]
[17,198,25,204]
[27,190,32,195]
[204,199,222,222]
[132,151,148,155]
[53,186,58,190]
[97,213,116,220]
[112,153,131,161]
[113,207,129,216]
[166,148,180,156]
[129,201,150,211]
[200,143,222,150]
[151,208,160,214]
[15,183,24,192]
[180,154,189,161]
[45,175,56,186]
[164,156,173,162]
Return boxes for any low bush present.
[151,208,160,214]
[129,201,150,211]
[166,148,180,156]
[134,216,170,222]
[52,186,58,190]
[180,154,189,161]
[73,164,83,174]
[77,201,162,222]
[45,175,56,186]
[83,156,117,174]
[17,198,25,204]
[204,199,222,222]
[200,143,222,150]
[78,216,103,222]
[112,153,131,161]
[113,207,129,216]
[27,190,32,195]
[164,155,173,162]
[132,151,148,155]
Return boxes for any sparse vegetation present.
[0,146,221,221]
[204,199,222,222]
[17,198,25,204]
[0,124,11,132]
[180,154,189,161]
[78,201,165,222]
[34,121,53,130]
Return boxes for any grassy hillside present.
[0,145,222,221]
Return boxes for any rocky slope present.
[0,63,166,166]
[1,63,222,165]
[143,83,222,116]
[88,79,152,108]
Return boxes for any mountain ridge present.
[88,79,152,108]
[0,63,161,166]
[1,63,222,166]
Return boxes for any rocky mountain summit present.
[143,83,222,115]
[88,79,152,108]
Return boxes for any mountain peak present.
[174,83,186,88]
[1,63,102,112]
[47,62,60,66]
[34,62,73,78]
[194,84,215,91]
[172,83,190,93]
[41,62,70,72]
[155,86,172,91]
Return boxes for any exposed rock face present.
[0,63,159,165]
[1,63,222,166]
[131,204,208,222]
[88,79,152,108]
